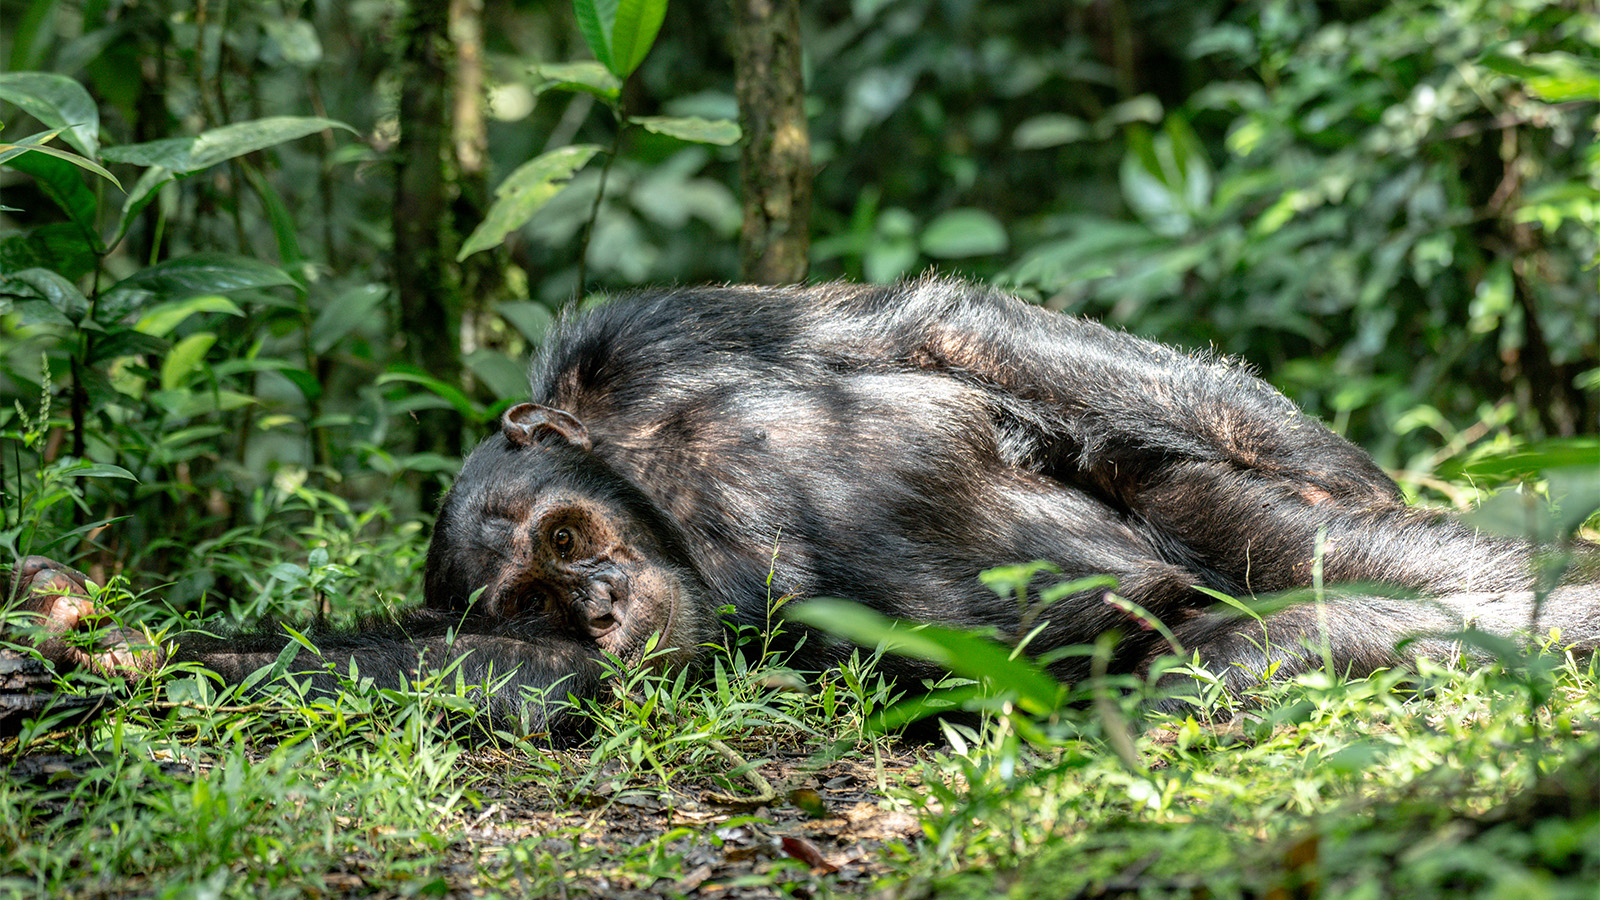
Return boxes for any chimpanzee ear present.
[502,402,593,451]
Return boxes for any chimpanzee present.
[12,278,1600,733]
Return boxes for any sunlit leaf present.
[790,598,1063,715]
[0,72,99,156]
[921,208,1008,258]
[160,332,217,392]
[532,61,621,101]
[631,115,741,145]
[458,145,601,260]
[609,0,669,78]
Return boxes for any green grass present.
[4,603,1598,899]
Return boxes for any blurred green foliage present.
[0,0,1596,614]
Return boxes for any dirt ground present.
[6,741,934,899]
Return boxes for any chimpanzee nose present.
[573,570,625,637]
[574,593,617,636]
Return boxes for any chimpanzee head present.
[423,402,714,668]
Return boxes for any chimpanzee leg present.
[812,279,1401,507]
[1129,460,1535,595]
[1162,584,1600,697]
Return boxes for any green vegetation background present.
[1,1,1598,898]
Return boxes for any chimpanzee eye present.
[551,527,575,556]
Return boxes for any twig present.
[705,738,776,806]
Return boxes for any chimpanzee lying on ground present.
[13,278,1600,733]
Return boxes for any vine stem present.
[572,106,627,306]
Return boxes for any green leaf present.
[111,165,176,250]
[61,462,137,480]
[134,294,246,338]
[609,0,669,79]
[920,208,1008,258]
[1013,114,1090,149]
[100,116,353,173]
[0,267,89,320]
[2,143,106,251]
[0,224,97,281]
[0,72,99,156]
[458,145,601,260]
[790,598,1063,715]
[631,115,741,145]
[532,61,621,102]
[572,0,617,73]
[465,349,532,399]
[1447,438,1600,482]
[160,332,217,392]
[188,116,352,170]
[496,300,554,345]
[310,283,389,354]
[1482,52,1600,102]
[99,137,194,169]
[101,253,294,320]
[378,367,483,419]
[0,129,121,189]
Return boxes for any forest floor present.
[3,654,1599,899]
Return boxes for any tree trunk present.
[731,0,812,285]
[394,0,464,508]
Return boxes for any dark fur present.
[179,279,1599,732]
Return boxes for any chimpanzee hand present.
[8,556,159,678]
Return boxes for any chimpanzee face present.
[423,404,713,669]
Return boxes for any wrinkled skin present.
[11,278,1600,734]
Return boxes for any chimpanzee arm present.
[168,615,609,736]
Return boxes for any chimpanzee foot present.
[9,555,156,678]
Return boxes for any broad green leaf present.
[609,0,669,78]
[532,61,621,101]
[1450,439,1600,482]
[1121,138,1189,237]
[465,349,533,399]
[61,462,137,480]
[920,208,1008,258]
[310,283,389,354]
[135,295,245,338]
[1482,52,1600,102]
[99,137,194,169]
[160,332,217,392]
[100,116,353,173]
[1163,116,1212,214]
[631,115,740,145]
[262,19,323,69]
[378,367,483,418]
[102,253,294,320]
[187,116,352,170]
[1013,114,1090,149]
[790,598,1063,715]
[496,300,554,345]
[0,223,97,281]
[458,144,601,260]
[148,388,257,418]
[0,267,89,320]
[572,0,617,73]
[2,144,106,250]
[0,72,99,156]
